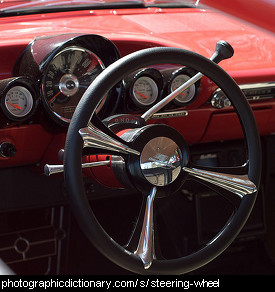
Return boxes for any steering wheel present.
[64,45,261,275]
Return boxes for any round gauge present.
[170,74,196,105]
[4,85,34,119]
[132,76,158,107]
[42,46,106,124]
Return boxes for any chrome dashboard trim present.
[211,81,275,108]
[151,110,188,119]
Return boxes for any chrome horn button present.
[115,124,189,197]
[140,137,182,186]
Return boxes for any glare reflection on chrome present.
[183,167,257,198]
[140,137,182,186]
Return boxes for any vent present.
[0,207,64,274]
[0,226,56,264]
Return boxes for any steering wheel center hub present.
[117,124,189,197]
[140,137,182,186]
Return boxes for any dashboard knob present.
[211,92,232,109]
[0,142,17,158]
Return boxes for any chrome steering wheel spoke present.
[133,187,157,270]
[79,124,140,156]
[183,166,257,200]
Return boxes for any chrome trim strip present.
[183,167,257,198]
[214,82,275,93]
[135,186,157,269]
[151,110,188,119]
[239,82,275,90]
[213,82,275,100]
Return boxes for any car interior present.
[0,0,275,276]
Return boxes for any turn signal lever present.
[44,160,110,176]
[141,40,234,121]
[44,148,110,176]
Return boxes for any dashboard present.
[1,31,275,156]
[0,34,202,128]
[0,4,275,275]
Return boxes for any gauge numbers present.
[4,86,34,119]
[170,74,196,105]
[132,76,158,107]
[42,46,105,124]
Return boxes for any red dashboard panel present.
[0,125,52,167]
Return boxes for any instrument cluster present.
[0,34,201,128]
[0,34,121,127]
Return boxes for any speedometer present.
[42,46,105,124]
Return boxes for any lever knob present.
[211,40,234,64]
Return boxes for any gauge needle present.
[173,89,184,97]
[180,92,185,96]
[7,102,21,110]
[135,91,148,99]
[48,91,61,103]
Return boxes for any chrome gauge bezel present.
[5,86,33,117]
[129,68,163,109]
[169,68,200,106]
[0,77,38,122]
[170,74,196,103]
[132,76,159,107]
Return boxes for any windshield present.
[0,0,198,16]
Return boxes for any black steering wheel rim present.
[64,47,261,274]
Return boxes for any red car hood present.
[0,6,275,74]
[121,9,275,73]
